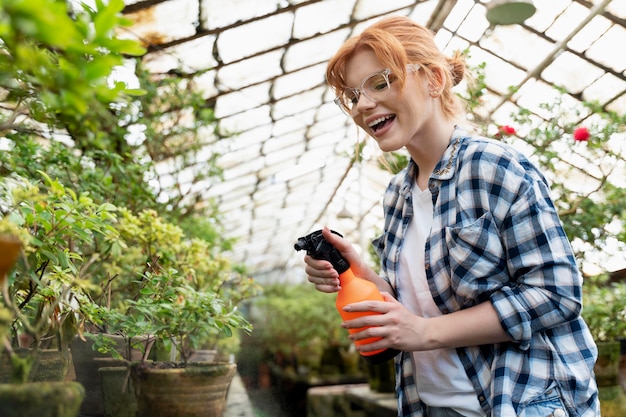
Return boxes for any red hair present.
[326,16,466,122]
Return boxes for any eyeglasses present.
[333,64,420,116]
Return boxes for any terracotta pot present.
[0,381,84,417]
[70,334,153,416]
[32,349,70,382]
[188,349,217,363]
[99,366,137,417]
[595,340,620,387]
[366,359,395,393]
[131,361,236,417]
[0,234,22,286]
[0,348,69,383]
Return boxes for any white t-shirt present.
[397,185,485,417]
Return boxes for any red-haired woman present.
[301,16,599,417]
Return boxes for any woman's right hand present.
[303,227,363,293]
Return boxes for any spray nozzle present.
[294,229,350,274]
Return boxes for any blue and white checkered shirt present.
[372,127,599,416]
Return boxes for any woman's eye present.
[369,75,388,92]
[345,91,358,104]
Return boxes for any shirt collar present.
[431,125,467,181]
[401,125,468,193]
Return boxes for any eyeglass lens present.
[340,70,390,113]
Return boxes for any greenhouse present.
[1,0,625,416]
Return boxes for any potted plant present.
[114,266,251,417]
[582,276,626,350]
[581,274,626,415]
[0,173,124,416]
[1,2,256,416]
[78,207,257,417]
[246,283,365,417]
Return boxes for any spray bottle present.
[294,229,399,365]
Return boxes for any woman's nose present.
[354,93,376,114]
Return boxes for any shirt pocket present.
[520,385,569,417]
[444,211,507,306]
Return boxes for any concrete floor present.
[224,373,256,417]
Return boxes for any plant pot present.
[598,384,626,417]
[0,381,84,417]
[595,340,621,387]
[70,334,152,416]
[0,348,69,383]
[99,366,137,417]
[618,339,626,392]
[366,359,395,393]
[32,349,70,382]
[131,361,236,417]
[594,340,626,416]
[188,349,217,363]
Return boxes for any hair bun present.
[447,52,466,86]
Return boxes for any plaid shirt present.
[373,127,599,416]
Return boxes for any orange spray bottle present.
[294,229,399,365]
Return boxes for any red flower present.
[573,126,590,142]
[497,125,516,136]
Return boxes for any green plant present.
[582,275,626,343]
[0,0,145,127]
[90,208,259,365]
[0,3,225,232]
[460,59,626,273]
[101,208,260,316]
[0,0,258,381]
[251,283,350,375]
[0,174,119,383]
[114,268,251,364]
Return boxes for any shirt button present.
[478,395,485,402]
[552,409,566,417]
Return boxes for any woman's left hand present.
[342,292,430,353]
[344,293,512,352]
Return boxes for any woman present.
[301,16,599,417]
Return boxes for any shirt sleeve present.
[489,166,583,350]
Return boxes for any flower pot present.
[366,359,395,393]
[618,339,626,392]
[0,381,84,417]
[595,340,626,416]
[0,348,69,383]
[70,334,152,416]
[99,366,137,417]
[131,361,236,417]
[188,349,218,363]
[595,340,620,387]
[0,234,22,286]
[32,349,70,382]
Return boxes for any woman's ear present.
[428,66,446,98]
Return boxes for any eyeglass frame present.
[333,64,421,116]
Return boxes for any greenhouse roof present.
[115,0,626,281]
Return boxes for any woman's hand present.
[344,293,512,352]
[303,227,393,295]
[303,227,363,293]
[341,292,427,353]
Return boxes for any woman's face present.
[343,49,438,153]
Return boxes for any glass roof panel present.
[202,0,279,28]
[125,0,199,44]
[216,14,294,63]
[292,0,353,37]
[542,51,605,94]
[104,0,626,278]
[587,25,626,72]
